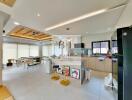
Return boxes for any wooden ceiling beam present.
[0,0,16,7]
[36,35,50,38]
[15,28,25,33]
[8,25,52,41]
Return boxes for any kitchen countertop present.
[52,56,82,66]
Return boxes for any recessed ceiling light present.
[14,21,20,25]
[67,39,71,42]
[2,34,6,36]
[37,13,40,17]
[45,9,107,31]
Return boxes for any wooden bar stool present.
[60,66,70,86]
[51,65,60,80]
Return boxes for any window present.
[101,42,109,54]
[18,44,29,58]
[54,45,61,56]
[29,45,39,56]
[3,43,17,64]
[42,45,53,57]
[3,43,40,64]
[42,45,49,56]
[112,40,118,54]
[93,42,100,54]
[92,40,110,55]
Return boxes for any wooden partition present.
[82,57,112,73]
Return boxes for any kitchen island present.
[52,56,85,85]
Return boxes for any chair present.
[6,59,13,67]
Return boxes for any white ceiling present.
[117,0,132,28]
[48,6,125,35]
[0,0,130,35]
[0,10,10,27]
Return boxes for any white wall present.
[0,23,2,85]
[0,11,10,85]
[82,33,113,48]
[70,36,81,48]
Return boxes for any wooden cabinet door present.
[87,57,96,70]
[95,59,105,72]
[104,58,112,73]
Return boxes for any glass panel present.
[112,47,118,54]
[101,42,108,48]
[112,41,117,47]
[93,48,100,54]
[101,48,109,54]
[54,45,61,56]
[93,42,100,48]
[101,42,109,54]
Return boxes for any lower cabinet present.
[83,57,112,73]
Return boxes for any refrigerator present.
[112,27,132,100]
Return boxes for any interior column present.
[0,11,10,86]
[39,45,43,58]
[0,23,3,86]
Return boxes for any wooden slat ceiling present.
[0,0,16,7]
[8,25,53,41]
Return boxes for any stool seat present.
[53,65,59,69]
[51,65,60,80]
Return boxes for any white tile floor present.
[3,64,116,100]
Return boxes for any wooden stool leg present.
[60,69,70,86]
[51,68,60,80]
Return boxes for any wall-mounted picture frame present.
[71,68,80,79]
[57,66,63,74]
[63,65,70,76]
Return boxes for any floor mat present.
[0,85,14,100]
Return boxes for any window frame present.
[92,40,110,55]
[111,40,118,54]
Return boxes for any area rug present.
[0,85,14,100]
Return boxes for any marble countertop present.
[52,56,82,66]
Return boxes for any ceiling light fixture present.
[45,9,107,31]
[14,21,20,25]
[2,34,6,36]
[37,13,40,17]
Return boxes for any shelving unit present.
[27,57,41,66]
